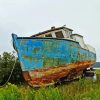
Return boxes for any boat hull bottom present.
[22,60,95,87]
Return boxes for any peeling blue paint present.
[12,34,96,71]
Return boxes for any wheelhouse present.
[31,26,95,53]
[31,26,73,39]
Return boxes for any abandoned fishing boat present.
[12,26,96,87]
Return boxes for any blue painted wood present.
[12,34,96,71]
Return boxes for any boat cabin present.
[31,26,73,39]
[31,26,95,53]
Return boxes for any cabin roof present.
[31,26,73,37]
[71,34,83,38]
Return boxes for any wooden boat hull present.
[12,34,96,87]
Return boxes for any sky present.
[0,0,100,61]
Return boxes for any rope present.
[0,35,24,88]
[0,54,17,88]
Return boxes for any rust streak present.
[22,60,95,87]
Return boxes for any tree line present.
[0,52,25,85]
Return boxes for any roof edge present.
[31,26,73,37]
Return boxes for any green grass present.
[96,69,100,74]
[0,70,100,100]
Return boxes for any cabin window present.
[45,34,52,37]
[55,31,64,38]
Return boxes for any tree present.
[9,58,25,84]
[0,52,24,85]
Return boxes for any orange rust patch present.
[22,60,96,87]
[22,71,31,81]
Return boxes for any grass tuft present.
[0,69,100,100]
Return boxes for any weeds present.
[0,70,100,100]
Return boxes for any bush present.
[0,52,24,85]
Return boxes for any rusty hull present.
[23,60,95,87]
[12,34,96,87]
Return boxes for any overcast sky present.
[0,0,100,61]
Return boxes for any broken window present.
[55,31,64,38]
[45,34,52,37]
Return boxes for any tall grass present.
[0,70,100,100]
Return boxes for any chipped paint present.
[12,34,96,87]
[22,60,95,87]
